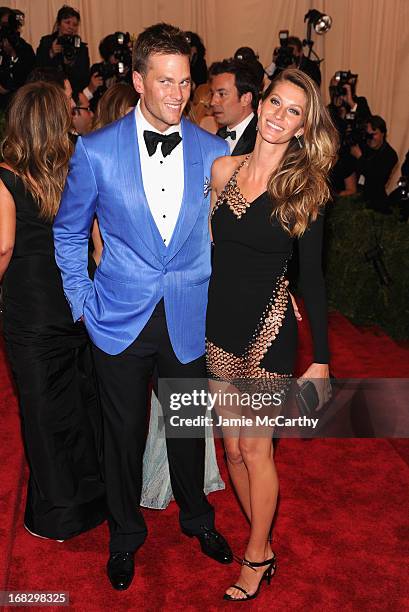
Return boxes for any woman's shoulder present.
[211,154,244,187]
[0,162,16,172]
[0,163,19,181]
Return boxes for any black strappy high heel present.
[223,553,277,601]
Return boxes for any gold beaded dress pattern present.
[206,157,329,382]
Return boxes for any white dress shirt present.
[227,112,255,153]
[135,102,184,246]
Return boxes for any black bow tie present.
[143,130,182,157]
[217,126,237,140]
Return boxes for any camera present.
[95,32,132,82]
[274,30,297,70]
[96,32,131,80]
[333,70,358,97]
[341,111,372,148]
[111,32,131,76]
[396,176,409,201]
[57,34,81,62]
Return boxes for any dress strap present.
[0,166,20,196]
[230,154,251,183]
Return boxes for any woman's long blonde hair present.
[1,81,73,220]
[92,83,139,131]
[263,68,338,236]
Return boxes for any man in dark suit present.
[209,58,259,156]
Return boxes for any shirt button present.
[163,214,166,218]
[161,188,165,192]
[160,161,163,164]
[163,267,167,274]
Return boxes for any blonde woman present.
[91,82,139,131]
[0,82,105,541]
[206,69,338,601]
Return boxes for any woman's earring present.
[296,134,303,149]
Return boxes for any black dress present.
[206,158,329,381]
[0,168,106,539]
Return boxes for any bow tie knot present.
[143,130,182,157]
[217,126,237,140]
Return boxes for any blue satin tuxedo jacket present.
[53,111,228,361]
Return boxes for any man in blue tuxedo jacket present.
[53,23,232,591]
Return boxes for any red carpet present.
[1,313,409,611]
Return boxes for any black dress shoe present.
[190,526,233,564]
[107,552,135,591]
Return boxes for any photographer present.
[86,32,132,111]
[36,5,89,93]
[351,115,398,214]
[234,46,265,92]
[328,71,371,139]
[266,34,321,86]
[0,9,35,111]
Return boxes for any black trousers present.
[92,300,214,552]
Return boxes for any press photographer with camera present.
[86,32,132,111]
[266,33,321,86]
[328,71,371,137]
[0,9,35,111]
[36,5,90,93]
[326,71,373,198]
[351,115,398,214]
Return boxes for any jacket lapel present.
[166,118,204,262]
[119,111,166,262]
[232,114,257,156]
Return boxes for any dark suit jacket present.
[231,114,258,156]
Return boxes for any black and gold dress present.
[206,158,329,381]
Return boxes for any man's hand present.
[50,39,63,58]
[88,72,104,94]
[285,280,302,321]
[350,143,362,159]
[342,83,355,109]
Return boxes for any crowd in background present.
[0,3,407,218]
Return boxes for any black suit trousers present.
[92,300,214,552]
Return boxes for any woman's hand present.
[50,39,63,58]
[298,363,331,411]
[88,72,104,94]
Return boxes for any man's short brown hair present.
[132,22,191,75]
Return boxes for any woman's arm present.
[36,34,60,67]
[0,179,16,282]
[297,212,331,406]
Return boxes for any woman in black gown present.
[0,82,105,540]
[207,69,338,601]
